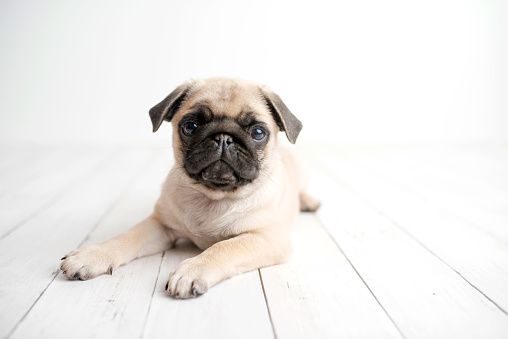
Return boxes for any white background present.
[1,0,507,145]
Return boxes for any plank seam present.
[378,210,508,317]
[140,251,166,339]
[259,269,278,339]
[0,146,123,241]
[4,271,60,339]
[314,214,408,339]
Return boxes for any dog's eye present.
[182,122,198,136]
[251,127,266,141]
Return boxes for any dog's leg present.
[165,228,291,299]
[61,215,176,280]
[299,192,321,212]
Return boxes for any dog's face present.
[149,78,302,194]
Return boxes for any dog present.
[60,78,320,299]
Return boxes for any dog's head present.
[149,78,302,194]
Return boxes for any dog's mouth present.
[201,160,236,184]
[193,160,250,191]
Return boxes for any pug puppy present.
[60,78,320,299]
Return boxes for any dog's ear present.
[260,88,302,144]
[149,82,191,132]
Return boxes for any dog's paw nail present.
[107,266,113,275]
[61,257,66,260]
[62,271,67,275]
[175,292,180,298]
[192,288,198,296]
[165,282,169,291]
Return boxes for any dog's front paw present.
[60,245,116,281]
[165,258,218,299]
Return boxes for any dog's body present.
[61,78,319,298]
[156,145,302,249]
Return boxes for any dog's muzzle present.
[184,133,258,191]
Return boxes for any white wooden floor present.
[1,142,508,339]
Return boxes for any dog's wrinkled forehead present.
[178,79,271,122]
[149,77,302,143]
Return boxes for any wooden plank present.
[142,244,274,339]
[336,147,508,312]
[439,145,508,183]
[0,143,45,184]
[0,146,156,338]
[0,144,73,195]
[0,144,116,237]
[0,144,115,197]
[377,146,508,208]
[358,146,508,244]
[9,148,170,339]
[10,255,164,339]
[457,145,508,179]
[310,149,508,338]
[260,213,403,339]
[7,146,169,338]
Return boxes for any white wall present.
[1,0,507,145]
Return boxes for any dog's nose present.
[214,133,233,146]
